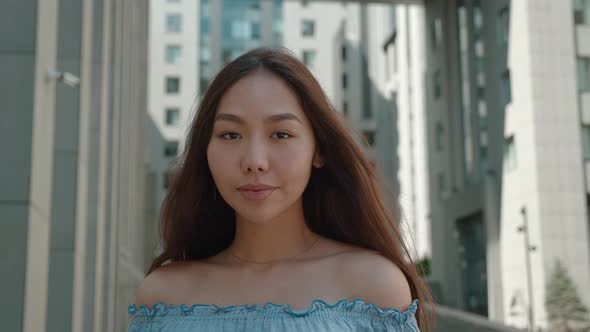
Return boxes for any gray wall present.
[0,0,151,331]
[0,0,42,331]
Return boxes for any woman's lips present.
[238,188,275,201]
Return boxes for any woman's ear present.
[312,151,325,168]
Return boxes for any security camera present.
[60,72,80,87]
[47,69,80,88]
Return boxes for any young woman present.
[128,47,433,331]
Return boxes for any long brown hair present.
[149,47,433,330]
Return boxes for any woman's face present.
[207,69,323,223]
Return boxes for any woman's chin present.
[234,208,282,225]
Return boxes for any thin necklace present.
[229,236,320,265]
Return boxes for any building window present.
[582,125,590,160]
[503,135,517,172]
[251,21,261,40]
[200,78,209,95]
[431,17,442,50]
[362,131,375,146]
[577,57,590,92]
[201,16,210,35]
[477,86,485,100]
[497,6,509,47]
[166,77,180,94]
[301,19,315,37]
[164,141,179,157]
[166,14,182,33]
[574,0,590,25]
[302,50,316,68]
[222,49,232,64]
[163,171,173,189]
[342,73,348,89]
[342,101,348,116]
[200,47,211,66]
[165,45,182,64]
[165,108,180,126]
[435,121,444,151]
[473,4,484,31]
[501,70,512,104]
[341,45,347,62]
[433,70,442,99]
[222,48,243,64]
[222,20,256,40]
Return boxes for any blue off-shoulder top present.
[127,298,420,331]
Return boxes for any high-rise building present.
[283,1,432,261]
[382,4,432,261]
[424,0,590,329]
[0,0,151,331]
[147,0,198,243]
[199,0,283,96]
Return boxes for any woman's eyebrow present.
[214,113,302,124]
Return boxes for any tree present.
[545,260,589,332]
[415,256,431,277]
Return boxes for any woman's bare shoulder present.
[133,260,206,309]
[331,247,414,311]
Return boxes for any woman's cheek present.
[208,145,235,187]
[275,145,314,178]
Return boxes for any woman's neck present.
[228,201,318,265]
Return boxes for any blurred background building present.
[146,0,198,255]
[1,0,152,331]
[2,0,590,331]
[423,1,590,330]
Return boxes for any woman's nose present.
[241,142,269,174]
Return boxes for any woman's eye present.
[220,132,241,140]
[272,131,292,139]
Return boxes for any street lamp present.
[517,205,536,332]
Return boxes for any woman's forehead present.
[217,71,307,122]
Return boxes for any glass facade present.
[577,57,590,92]
[165,108,180,125]
[221,0,263,54]
[199,0,210,96]
[454,0,496,183]
[473,0,488,177]
[302,50,316,68]
[436,121,444,151]
[496,6,509,47]
[582,125,590,160]
[166,14,182,33]
[164,141,179,157]
[503,135,516,172]
[198,0,283,96]
[501,69,512,105]
[433,69,442,98]
[457,1,474,184]
[166,77,180,94]
[362,130,375,146]
[574,0,590,25]
[457,212,488,317]
[431,17,442,50]
[302,19,315,37]
[272,0,283,45]
[165,45,181,64]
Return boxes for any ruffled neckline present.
[128,298,418,322]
